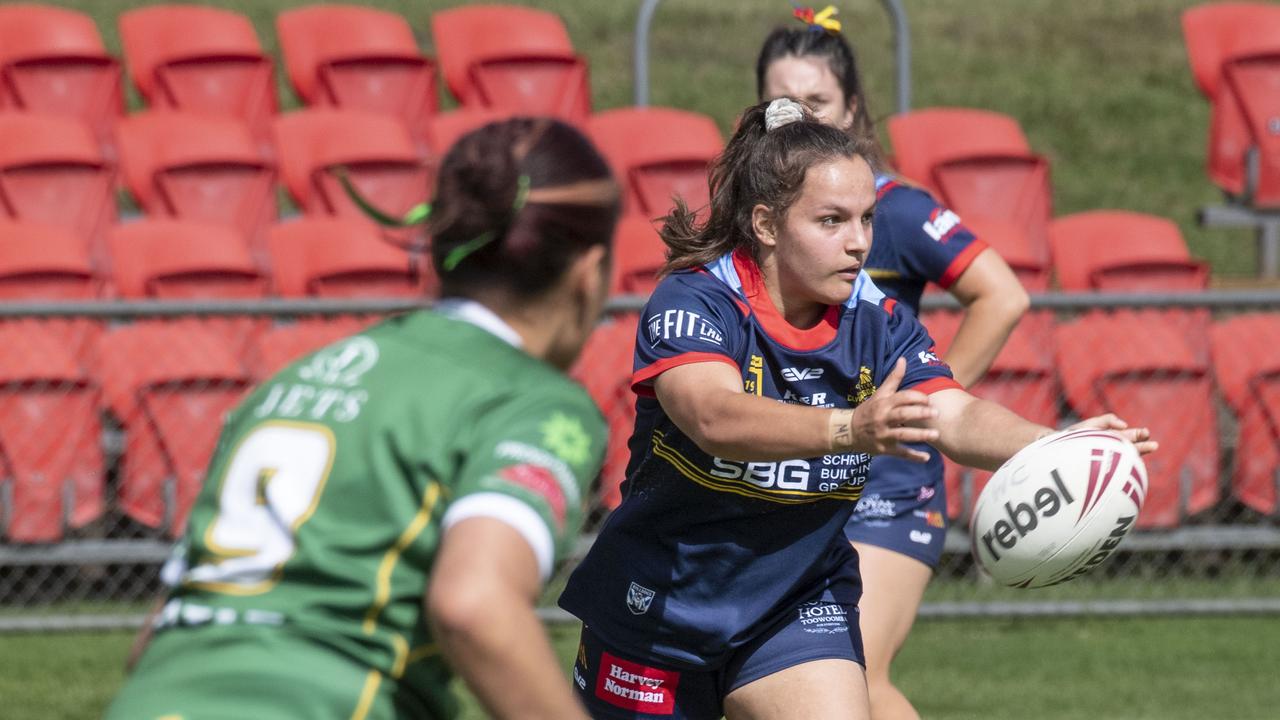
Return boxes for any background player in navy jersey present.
[757,17,1031,719]
[559,98,1153,720]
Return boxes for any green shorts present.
[105,625,453,720]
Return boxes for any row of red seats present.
[1182,3,1280,208]
[0,215,665,308]
[0,3,592,151]
[0,105,721,256]
[0,318,371,543]
[4,307,1275,543]
[571,311,1280,529]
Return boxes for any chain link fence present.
[2,293,1279,632]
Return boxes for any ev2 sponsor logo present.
[921,208,963,242]
[647,309,723,347]
[781,366,824,381]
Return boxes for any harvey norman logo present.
[922,208,962,242]
[595,652,680,714]
[647,309,723,347]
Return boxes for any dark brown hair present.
[659,99,878,275]
[429,118,621,299]
[755,25,877,142]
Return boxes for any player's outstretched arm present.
[928,388,1157,471]
[653,357,939,463]
[427,517,590,720]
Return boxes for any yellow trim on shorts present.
[362,482,442,633]
[349,670,383,720]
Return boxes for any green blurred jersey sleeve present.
[442,391,606,581]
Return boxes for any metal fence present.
[2,292,1279,633]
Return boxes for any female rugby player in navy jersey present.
[559,99,1153,720]
[757,19,1031,719]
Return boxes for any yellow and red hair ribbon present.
[791,4,842,34]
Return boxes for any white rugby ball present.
[970,428,1147,588]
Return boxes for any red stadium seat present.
[1055,313,1219,529]
[1049,210,1211,364]
[278,5,439,144]
[0,222,102,362]
[116,112,276,244]
[1211,314,1280,516]
[0,113,115,260]
[107,221,265,301]
[0,325,104,542]
[118,5,276,143]
[423,108,513,157]
[247,318,372,380]
[963,217,1050,292]
[1183,3,1280,206]
[266,218,421,298]
[610,216,667,297]
[1049,211,1209,291]
[97,324,251,535]
[108,220,267,358]
[273,110,430,234]
[432,5,591,121]
[570,313,640,510]
[923,311,1059,520]
[587,107,723,219]
[0,4,124,156]
[887,108,1051,267]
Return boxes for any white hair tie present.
[764,98,806,132]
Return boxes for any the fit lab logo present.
[647,309,723,347]
[781,367,824,381]
[626,581,655,615]
[797,602,849,635]
[595,652,680,714]
[921,208,963,242]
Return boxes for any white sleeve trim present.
[159,541,188,588]
[441,492,556,582]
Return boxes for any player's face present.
[761,55,855,130]
[769,155,876,308]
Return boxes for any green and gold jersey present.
[156,303,606,716]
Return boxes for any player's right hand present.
[847,357,939,462]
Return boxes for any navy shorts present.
[844,454,949,568]
[572,592,864,719]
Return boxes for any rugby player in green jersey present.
[106,118,621,720]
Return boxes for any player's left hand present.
[1070,414,1158,455]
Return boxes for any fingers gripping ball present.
[970,428,1148,588]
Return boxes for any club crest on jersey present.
[921,208,963,243]
[626,581,656,615]
[847,366,876,405]
[298,336,379,387]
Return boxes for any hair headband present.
[765,97,807,132]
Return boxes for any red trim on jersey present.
[936,239,989,290]
[732,249,840,351]
[877,180,900,200]
[908,376,963,395]
[883,298,898,315]
[631,352,741,394]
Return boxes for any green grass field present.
[60,0,1266,277]
[7,616,1279,719]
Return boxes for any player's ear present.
[752,203,778,248]
[567,244,609,317]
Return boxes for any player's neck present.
[762,270,827,329]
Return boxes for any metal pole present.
[633,0,664,107]
[880,0,912,114]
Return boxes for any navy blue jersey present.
[855,175,988,505]
[864,175,988,315]
[559,250,959,669]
